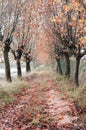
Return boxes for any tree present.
[11,0,34,76]
[53,0,86,86]
[0,0,19,81]
[43,0,86,85]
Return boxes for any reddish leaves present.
[0,72,85,129]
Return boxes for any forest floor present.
[0,70,86,130]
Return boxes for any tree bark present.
[74,56,80,87]
[74,49,86,87]
[64,53,70,77]
[56,58,63,75]
[3,49,12,82]
[26,61,31,72]
[16,60,22,77]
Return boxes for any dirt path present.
[45,90,78,129]
[0,71,84,130]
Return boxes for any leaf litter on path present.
[0,72,85,130]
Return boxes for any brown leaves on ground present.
[0,72,85,130]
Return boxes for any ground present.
[0,71,85,130]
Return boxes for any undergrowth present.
[0,67,86,127]
[0,78,28,111]
[53,73,86,127]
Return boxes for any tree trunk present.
[74,56,80,87]
[56,59,63,75]
[65,53,70,77]
[3,49,12,82]
[16,60,22,77]
[26,61,31,72]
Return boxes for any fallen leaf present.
[7,128,12,130]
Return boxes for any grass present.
[34,68,86,127]
[0,78,28,111]
[35,63,55,72]
[47,67,86,126]
[53,73,86,110]
[72,85,86,126]
[53,73,86,126]
[0,64,86,127]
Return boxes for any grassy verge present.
[0,67,86,127]
[53,73,86,126]
[0,78,28,111]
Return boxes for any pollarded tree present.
[11,0,34,76]
[43,0,70,76]
[11,45,24,77]
[55,0,86,86]
[22,44,33,73]
[0,0,19,81]
[44,0,86,86]
[62,0,86,86]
